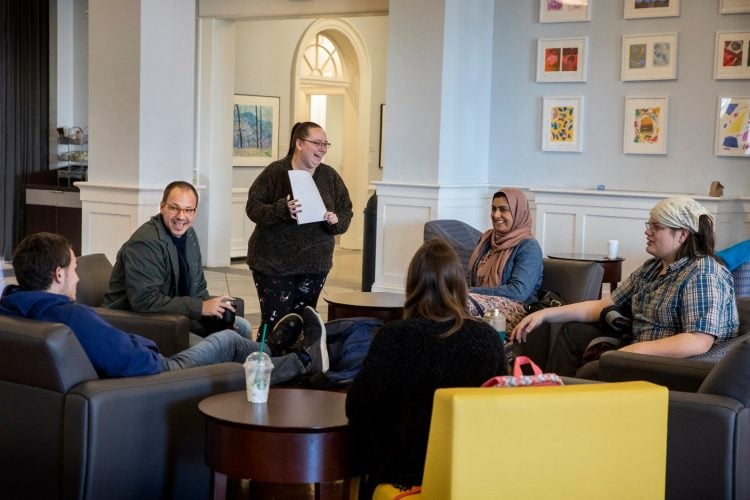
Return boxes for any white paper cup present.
[243,352,273,403]
[607,239,619,259]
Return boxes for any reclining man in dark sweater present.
[0,232,327,381]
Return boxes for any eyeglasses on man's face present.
[164,203,197,216]
[302,138,332,149]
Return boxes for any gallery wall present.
[490,1,749,196]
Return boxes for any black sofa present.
[0,314,245,500]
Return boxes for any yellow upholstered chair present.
[374,381,668,500]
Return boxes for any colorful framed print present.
[537,37,588,82]
[624,0,679,19]
[232,94,280,166]
[539,0,591,23]
[720,0,750,14]
[542,96,584,152]
[714,32,750,80]
[621,33,678,81]
[715,97,750,157]
[623,97,669,155]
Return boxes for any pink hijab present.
[468,188,534,288]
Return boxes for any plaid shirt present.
[611,256,738,343]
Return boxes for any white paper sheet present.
[288,170,327,225]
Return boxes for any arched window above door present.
[301,33,347,83]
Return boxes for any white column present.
[195,18,236,266]
[373,0,495,292]
[78,0,197,262]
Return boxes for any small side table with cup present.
[199,387,359,499]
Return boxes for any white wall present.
[490,1,750,196]
[230,16,389,192]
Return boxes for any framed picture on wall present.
[539,0,591,23]
[541,96,584,152]
[536,37,588,82]
[720,0,750,14]
[715,97,750,157]
[232,94,280,166]
[714,32,750,79]
[624,0,679,19]
[621,33,678,81]
[623,96,669,155]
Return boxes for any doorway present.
[292,19,372,251]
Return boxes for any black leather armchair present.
[423,219,482,272]
[76,253,246,354]
[0,314,245,500]
[662,336,750,499]
[515,258,604,369]
[599,297,750,391]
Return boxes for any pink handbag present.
[481,356,563,388]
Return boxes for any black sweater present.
[346,317,506,493]
[245,157,353,275]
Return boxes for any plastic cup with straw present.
[244,323,273,403]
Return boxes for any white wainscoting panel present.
[533,188,747,280]
[231,188,254,259]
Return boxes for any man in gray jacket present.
[103,181,252,338]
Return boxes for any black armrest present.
[65,362,245,499]
[665,392,748,500]
[598,350,714,392]
[92,307,190,356]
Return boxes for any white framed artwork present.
[624,0,679,19]
[542,96,584,153]
[539,0,591,23]
[621,33,678,81]
[623,96,669,155]
[714,32,750,80]
[536,37,588,82]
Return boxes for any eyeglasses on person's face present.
[644,221,672,232]
[164,203,197,216]
[301,138,332,149]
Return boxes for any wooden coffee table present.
[199,388,358,499]
[324,291,405,323]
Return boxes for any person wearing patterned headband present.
[512,196,739,378]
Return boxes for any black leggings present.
[252,270,328,332]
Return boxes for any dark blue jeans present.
[159,330,304,385]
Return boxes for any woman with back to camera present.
[466,187,543,332]
[245,122,353,333]
[346,238,506,498]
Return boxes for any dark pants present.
[252,270,327,332]
[546,322,608,378]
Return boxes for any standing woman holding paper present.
[246,121,353,332]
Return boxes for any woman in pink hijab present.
[466,188,543,331]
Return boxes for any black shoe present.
[266,313,303,356]
[301,306,329,373]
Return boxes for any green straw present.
[258,323,268,354]
[254,323,269,389]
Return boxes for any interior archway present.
[292,19,372,250]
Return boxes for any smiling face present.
[160,187,198,238]
[293,127,328,172]
[645,219,687,264]
[491,195,514,234]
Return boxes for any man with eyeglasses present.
[103,181,252,339]
[513,196,739,378]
